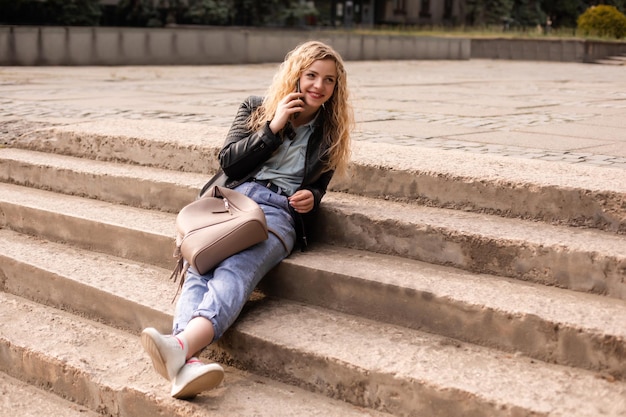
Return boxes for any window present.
[444,0,453,19]
[419,0,431,18]
[394,0,406,15]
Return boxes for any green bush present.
[577,5,626,39]
[0,0,101,26]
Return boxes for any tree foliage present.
[465,0,514,25]
[511,0,545,27]
[577,4,626,38]
[0,0,624,31]
[462,0,626,29]
[0,0,101,26]
[231,0,282,26]
[115,0,160,27]
[541,0,585,28]
[183,0,234,25]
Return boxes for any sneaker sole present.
[172,364,224,400]
[140,328,170,381]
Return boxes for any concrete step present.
[0,228,174,334]
[0,292,391,417]
[1,243,624,417]
[0,147,206,213]
[1,178,624,301]
[266,246,626,380]
[10,122,626,233]
[0,182,175,269]
[0,372,100,417]
[213,298,626,417]
[595,55,626,65]
[318,191,626,299]
[595,59,626,65]
[1,227,624,380]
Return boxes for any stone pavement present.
[0,59,625,169]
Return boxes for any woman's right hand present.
[269,92,304,134]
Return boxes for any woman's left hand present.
[288,189,314,214]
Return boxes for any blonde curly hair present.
[249,40,354,176]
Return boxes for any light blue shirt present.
[255,117,317,196]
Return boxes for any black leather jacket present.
[200,95,335,249]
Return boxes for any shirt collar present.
[296,110,320,132]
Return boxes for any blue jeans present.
[172,182,296,341]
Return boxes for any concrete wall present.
[0,26,470,66]
[1,26,624,66]
[471,38,626,63]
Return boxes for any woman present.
[141,40,353,400]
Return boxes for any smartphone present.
[294,80,301,119]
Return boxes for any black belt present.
[249,178,284,195]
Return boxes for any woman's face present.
[298,58,337,111]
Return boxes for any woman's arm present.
[218,97,283,180]
[298,168,333,213]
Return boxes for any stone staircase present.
[594,54,626,65]
[0,120,625,417]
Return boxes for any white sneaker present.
[171,358,224,400]
[141,327,188,381]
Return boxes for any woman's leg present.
[173,183,296,349]
[180,316,215,360]
[171,266,216,357]
[142,183,295,398]
[173,230,292,346]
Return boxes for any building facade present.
[96,0,465,28]
[325,0,465,27]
